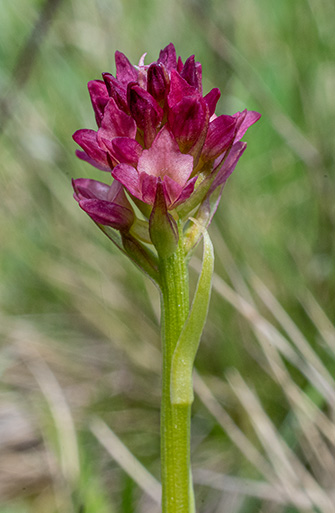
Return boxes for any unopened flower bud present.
[147,63,170,103]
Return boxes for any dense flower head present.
[73,43,260,265]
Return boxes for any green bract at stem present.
[171,223,214,405]
[158,220,214,513]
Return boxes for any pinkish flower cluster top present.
[73,43,260,233]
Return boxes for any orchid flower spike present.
[73,43,260,276]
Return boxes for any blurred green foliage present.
[0,0,334,512]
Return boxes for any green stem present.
[159,222,194,513]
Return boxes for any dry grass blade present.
[193,469,313,508]
[14,335,80,485]
[301,290,335,354]
[210,226,255,305]
[14,332,80,482]
[199,258,335,452]
[36,251,162,375]
[193,372,275,481]
[228,370,335,512]
[252,328,335,480]
[198,260,334,404]
[90,417,161,504]
[250,273,335,393]
[3,326,80,512]
[246,276,335,458]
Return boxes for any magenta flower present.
[72,178,134,231]
[73,43,260,261]
[112,127,196,208]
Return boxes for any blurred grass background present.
[0,0,334,512]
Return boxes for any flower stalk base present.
[159,223,194,513]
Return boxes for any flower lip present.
[234,110,262,141]
[75,150,111,172]
[210,141,247,192]
[79,199,134,230]
[72,178,135,230]
[137,128,193,185]
[112,129,195,209]
[97,98,137,148]
[73,129,110,171]
[72,177,110,201]
[202,114,237,161]
[72,177,130,204]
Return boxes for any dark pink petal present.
[180,55,202,92]
[72,178,110,201]
[115,50,138,86]
[79,199,134,230]
[167,70,199,109]
[139,172,157,205]
[102,73,128,112]
[212,141,247,188]
[102,137,142,166]
[97,98,137,146]
[234,110,261,140]
[161,176,183,206]
[147,63,170,103]
[112,163,141,199]
[128,85,163,128]
[107,179,131,206]
[168,96,208,153]
[158,43,177,71]
[177,56,183,73]
[137,127,194,185]
[168,175,197,208]
[128,84,163,147]
[87,80,109,127]
[211,141,247,191]
[202,115,237,161]
[75,150,111,171]
[204,88,221,117]
[72,178,132,210]
[73,129,109,169]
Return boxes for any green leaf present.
[170,223,214,405]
